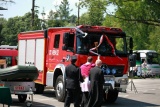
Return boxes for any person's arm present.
[100,70,105,84]
[80,65,87,78]
[78,68,84,82]
[141,63,144,68]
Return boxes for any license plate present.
[14,86,25,90]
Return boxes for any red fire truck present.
[0,45,18,68]
[18,25,133,103]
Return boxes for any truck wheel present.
[18,94,27,103]
[26,101,32,107]
[55,75,66,102]
[35,83,45,94]
[104,90,118,103]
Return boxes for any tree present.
[0,12,42,45]
[0,18,7,45]
[48,10,55,20]
[79,12,90,25]
[107,0,160,26]
[69,15,77,24]
[88,0,106,25]
[104,0,160,50]
[47,10,64,27]
[80,0,107,25]
[149,27,160,53]
[58,0,72,22]
[47,0,77,27]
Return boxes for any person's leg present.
[73,89,81,107]
[96,92,103,107]
[81,92,85,107]
[84,92,89,107]
[64,89,72,107]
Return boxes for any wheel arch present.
[53,64,66,88]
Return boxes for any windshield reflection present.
[76,33,127,56]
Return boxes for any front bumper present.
[103,74,128,92]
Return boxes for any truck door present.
[48,32,62,70]
[61,32,75,63]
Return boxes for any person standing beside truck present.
[80,56,95,107]
[141,60,148,78]
[64,55,84,107]
[87,59,104,107]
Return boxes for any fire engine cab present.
[0,45,18,68]
[18,25,133,103]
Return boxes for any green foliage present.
[105,0,160,51]
[0,18,7,45]
[79,12,90,25]
[1,0,160,53]
[69,15,77,24]
[47,19,64,27]
[58,0,72,22]
[47,0,76,27]
[82,0,107,25]
[0,12,41,45]
[149,26,160,53]
[103,15,120,27]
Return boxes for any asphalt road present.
[1,78,160,107]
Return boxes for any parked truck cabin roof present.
[0,45,18,56]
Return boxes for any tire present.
[26,101,32,107]
[35,83,45,94]
[18,94,27,103]
[104,89,118,103]
[55,75,66,102]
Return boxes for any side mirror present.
[129,54,137,67]
[129,37,133,54]
[129,50,133,55]
[129,37,133,50]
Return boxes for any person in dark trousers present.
[80,56,95,107]
[64,55,83,107]
[87,59,104,107]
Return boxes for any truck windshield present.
[146,53,159,64]
[76,33,127,56]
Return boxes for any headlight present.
[101,67,111,74]
[106,68,111,74]
[111,68,116,74]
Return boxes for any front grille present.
[101,64,124,77]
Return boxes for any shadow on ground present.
[5,89,159,107]
[102,97,159,107]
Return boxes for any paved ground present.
[1,78,160,107]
